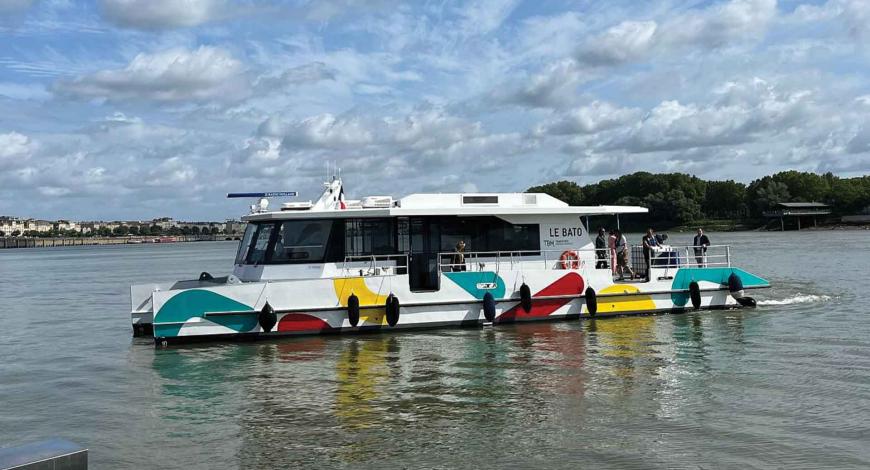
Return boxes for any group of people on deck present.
[595,227,711,281]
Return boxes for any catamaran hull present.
[133,267,769,345]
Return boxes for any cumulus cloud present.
[535,101,642,135]
[253,62,336,92]
[490,59,585,108]
[279,106,481,152]
[610,79,812,154]
[99,0,227,29]
[791,0,870,39]
[577,0,777,66]
[0,131,36,168]
[54,46,248,102]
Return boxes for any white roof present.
[243,191,647,221]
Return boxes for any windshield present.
[247,224,275,264]
[235,223,256,264]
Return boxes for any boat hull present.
[134,266,770,345]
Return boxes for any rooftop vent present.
[281,201,313,211]
[462,195,499,205]
[361,196,393,208]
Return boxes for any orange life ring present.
[559,250,580,269]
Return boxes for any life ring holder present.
[559,250,581,270]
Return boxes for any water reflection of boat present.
[131,176,770,344]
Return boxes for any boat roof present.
[243,191,647,222]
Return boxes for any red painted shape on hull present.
[277,313,331,332]
[498,272,585,321]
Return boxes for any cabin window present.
[270,219,339,263]
[235,223,257,264]
[438,216,539,253]
[246,223,275,264]
[345,218,397,256]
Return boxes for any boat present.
[130,177,770,344]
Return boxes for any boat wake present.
[756,294,831,306]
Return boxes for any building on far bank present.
[763,202,832,230]
[224,219,246,235]
[152,217,176,230]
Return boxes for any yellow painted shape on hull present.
[334,277,389,326]
[597,284,657,313]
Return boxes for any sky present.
[0,0,869,221]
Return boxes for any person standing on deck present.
[595,228,608,269]
[614,229,635,280]
[642,228,658,281]
[608,229,617,275]
[451,240,467,272]
[693,228,710,267]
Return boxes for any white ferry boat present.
[130,178,769,344]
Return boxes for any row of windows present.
[235,216,540,265]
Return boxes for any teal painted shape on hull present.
[444,271,506,299]
[671,267,770,306]
[154,289,257,337]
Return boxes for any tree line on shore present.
[0,225,225,238]
[527,171,870,227]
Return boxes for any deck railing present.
[438,245,732,273]
[341,254,409,276]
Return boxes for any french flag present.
[339,187,346,210]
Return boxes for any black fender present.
[727,273,744,293]
[689,281,701,310]
[736,297,757,308]
[520,283,532,313]
[386,294,400,327]
[347,294,360,327]
[258,302,277,332]
[482,292,496,322]
[585,287,597,317]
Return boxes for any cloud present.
[577,0,777,66]
[792,0,870,38]
[456,0,520,36]
[279,105,482,152]
[253,62,336,93]
[577,20,658,66]
[54,46,248,102]
[490,59,585,108]
[99,0,227,29]
[0,131,36,169]
[535,101,642,135]
[603,78,813,154]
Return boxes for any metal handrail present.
[438,245,733,272]
[342,253,408,276]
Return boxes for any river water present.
[0,231,868,469]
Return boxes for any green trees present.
[704,180,747,218]
[526,181,583,206]
[528,170,870,226]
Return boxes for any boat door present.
[408,217,440,291]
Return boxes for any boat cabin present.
[232,179,647,291]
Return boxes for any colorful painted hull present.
[133,266,769,344]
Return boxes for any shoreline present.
[0,235,240,250]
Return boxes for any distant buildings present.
[0,216,246,237]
